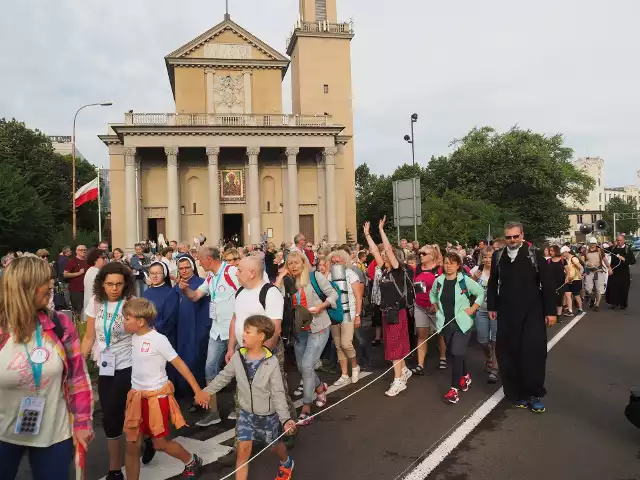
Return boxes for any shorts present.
[414,305,436,330]
[474,309,497,344]
[98,367,132,439]
[237,410,282,444]
[568,280,582,296]
[140,396,170,439]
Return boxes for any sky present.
[1,0,639,188]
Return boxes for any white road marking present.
[402,312,587,480]
[98,371,373,480]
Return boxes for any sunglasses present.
[419,251,431,256]
[505,234,521,240]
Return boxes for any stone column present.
[324,147,339,245]
[135,156,143,241]
[124,147,137,252]
[246,147,261,245]
[316,153,327,243]
[280,157,289,243]
[165,147,181,242]
[206,147,221,246]
[286,147,300,240]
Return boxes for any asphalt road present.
[15,264,640,480]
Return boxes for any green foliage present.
[356,126,594,244]
[0,118,100,253]
[49,224,99,256]
[603,197,640,236]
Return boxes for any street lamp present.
[403,113,418,165]
[72,102,113,239]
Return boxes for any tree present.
[0,118,100,253]
[603,197,640,236]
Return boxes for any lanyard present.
[210,262,227,301]
[103,300,123,348]
[23,322,43,394]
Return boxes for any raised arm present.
[378,216,399,269]
[363,221,384,268]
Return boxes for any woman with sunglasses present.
[81,262,135,480]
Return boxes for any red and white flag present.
[74,177,98,208]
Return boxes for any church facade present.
[100,0,356,249]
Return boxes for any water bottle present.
[330,264,351,322]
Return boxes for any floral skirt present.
[382,308,410,361]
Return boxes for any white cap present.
[588,237,598,244]
[560,246,571,254]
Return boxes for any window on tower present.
[324,84,329,94]
[316,0,327,21]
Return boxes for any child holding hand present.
[195,315,297,480]
[122,298,204,480]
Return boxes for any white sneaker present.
[351,366,361,384]
[293,380,304,397]
[385,379,407,397]
[314,359,323,371]
[227,411,238,421]
[333,375,351,388]
[401,367,412,384]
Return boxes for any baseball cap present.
[588,237,598,244]
[560,246,571,254]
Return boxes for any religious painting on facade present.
[220,169,245,202]
[213,73,245,114]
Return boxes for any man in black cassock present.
[487,222,557,413]
[606,235,636,310]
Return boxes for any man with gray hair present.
[487,222,557,413]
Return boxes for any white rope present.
[218,316,460,479]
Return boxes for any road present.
[16,264,640,480]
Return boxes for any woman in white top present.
[81,262,135,480]
[326,250,363,387]
[82,248,108,323]
[160,247,178,285]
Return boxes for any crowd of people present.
[0,222,635,480]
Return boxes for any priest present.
[605,235,636,310]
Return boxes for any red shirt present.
[367,260,377,281]
[64,256,88,292]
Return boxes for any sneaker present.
[351,365,361,384]
[333,375,351,388]
[275,459,295,480]
[141,438,156,465]
[513,399,529,409]
[196,411,222,427]
[577,309,584,315]
[487,371,498,384]
[564,311,574,317]
[401,367,413,384]
[106,471,124,480]
[459,374,472,392]
[293,380,303,397]
[444,387,459,404]
[181,454,202,478]
[529,396,546,413]
[385,379,407,397]
[227,410,238,421]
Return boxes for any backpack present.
[309,271,345,324]
[493,245,540,292]
[235,283,275,310]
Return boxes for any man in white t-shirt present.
[179,246,239,426]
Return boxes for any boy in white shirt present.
[122,298,205,480]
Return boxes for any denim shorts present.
[475,309,497,344]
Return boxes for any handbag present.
[385,307,400,325]
[292,290,314,332]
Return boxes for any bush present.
[49,224,99,255]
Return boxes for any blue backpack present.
[309,271,345,324]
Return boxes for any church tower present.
[287,0,356,242]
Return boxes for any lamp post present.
[403,113,419,165]
[72,102,112,239]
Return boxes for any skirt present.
[382,308,410,361]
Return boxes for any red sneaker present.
[459,374,472,392]
[444,387,459,404]
[275,460,295,480]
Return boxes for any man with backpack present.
[487,222,557,414]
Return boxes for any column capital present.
[285,147,300,157]
[164,146,179,157]
[123,146,136,157]
[323,146,338,157]
[246,147,261,157]
[206,146,221,157]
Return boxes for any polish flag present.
[74,177,99,208]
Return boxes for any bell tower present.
[287,0,356,241]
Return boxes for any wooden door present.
[299,215,315,244]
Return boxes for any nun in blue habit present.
[175,255,211,396]
[143,261,180,347]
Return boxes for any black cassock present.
[487,244,557,401]
[606,245,635,309]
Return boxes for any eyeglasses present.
[419,252,431,256]
[149,272,164,276]
[226,257,239,262]
[104,282,125,289]
[505,234,521,240]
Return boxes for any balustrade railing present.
[123,113,333,127]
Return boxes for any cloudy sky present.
[2,0,638,187]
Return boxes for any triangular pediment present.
[166,17,289,62]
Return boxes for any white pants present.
[584,271,605,295]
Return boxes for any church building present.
[100,0,356,249]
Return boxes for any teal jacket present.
[429,272,485,334]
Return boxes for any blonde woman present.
[275,251,338,425]
[0,257,93,480]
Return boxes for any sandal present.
[410,365,425,376]
[315,382,328,408]
[438,359,448,370]
[293,380,303,397]
[298,412,313,426]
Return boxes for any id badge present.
[15,396,45,435]
[209,301,217,320]
[99,350,116,376]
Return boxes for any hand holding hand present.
[194,391,211,408]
